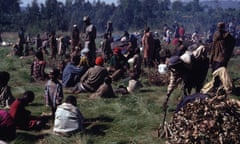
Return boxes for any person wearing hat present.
[108,47,129,81]
[72,56,109,93]
[44,68,63,119]
[83,16,97,66]
[71,24,80,52]
[203,22,236,95]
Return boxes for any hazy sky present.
[21,0,118,6]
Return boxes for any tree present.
[172,1,184,12]
[185,0,203,12]
[0,0,20,14]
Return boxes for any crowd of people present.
[0,17,237,142]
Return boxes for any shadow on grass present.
[85,124,110,136]
[30,102,44,106]
[139,88,154,93]
[84,115,114,136]
[85,115,114,123]
[232,78,240,96]
[15,131,49,143]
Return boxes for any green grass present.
[0,45,240,144]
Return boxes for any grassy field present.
[1,39,240,144]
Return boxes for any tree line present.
[0,0,239,35]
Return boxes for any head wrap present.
[113,47,121,54]
[95,57,104,65]
[79,56,89,66]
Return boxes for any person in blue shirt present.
[62,55,89,87]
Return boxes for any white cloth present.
[192,45,207,59]
[158,64,167,74]
[53,103,84,134]
[127,79,142,93]
[180,51,192,64]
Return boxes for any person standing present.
[179,25,185,40]
[101,33,112,63]
[35,34,42,52]
[49,31,58,60]
[203,22,236,94]
[71,24,80,52]
[210,22,236,71]
[83,16,97,66]
[105,20,113,36]
[44,68,63,119]
[18,27,25,56]
[142,27,155,68]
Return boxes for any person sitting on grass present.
[108,47,129,81]
[89,76,116,99]
[44,68,64,119]
[53,95,84,136]
[31,51,47,81]
[0,71,15,109]
[0,109,16,141]
[62,55,88,88]
[8,91,48,130]
[115,71,143,95]
[72,56,109,93]
[131,48,142,78]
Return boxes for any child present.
[126,72,143,93]
[31,51,47,81]
[53,95,84,136]
[115,71,143,95]
[0,71,15,109]
[89,76,115,99]
[44,68,63,119]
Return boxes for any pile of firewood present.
[147,70,170,86]
[160,95,240,144]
